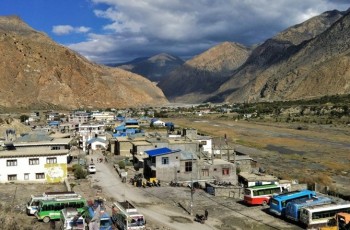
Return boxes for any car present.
[87,164,96,174]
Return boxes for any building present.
[87,137,108,151]
[0,134,71,183]
[69,111,91,124]
[91,112,115,122]
[143,147,237,185]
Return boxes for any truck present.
[60,207,87,230]
[85,198,113,230]
[111,201,146,230]
[320,212,350,230]
[26,191,80,215]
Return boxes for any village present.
[0,109,349,230]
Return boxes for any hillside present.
[115,53,184,82]
[0,16,168,110]
[157,42,251,103]
[211,10,346,101]
[220,9,350,103]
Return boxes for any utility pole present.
[190,152,194,216]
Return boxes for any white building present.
[87,137,108,151]
[0,138,71,183]
[91,112,115,122]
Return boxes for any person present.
[204,209,208,220]
[91,158,93,163]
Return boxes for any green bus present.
[34,198,87,223]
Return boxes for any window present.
[161,157,169,165]
[46,157,57,164]
[24,173,29,180]
[185,161,192,172]
[29,158,39,165]
[202,169,209,176]
[6,160,17,166]
[36,173,45,179]
[51,146,60,150]
[222,168,230,175]
[8,174,17,181]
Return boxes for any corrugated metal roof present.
[16,132,54,142]
[145,147,180,157]
[87,137,107,144]
[0,148,69,158]
[180,151,197,160]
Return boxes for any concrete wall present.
[206,184,244,198]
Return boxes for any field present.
[170,115,350,197]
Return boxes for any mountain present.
[0,16,168,110]
[115,53,184,82]
[157,42,251,103]
[214,9,350,103]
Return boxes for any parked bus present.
[299,203,350,228]
[285,196,332,222]
[35,197,87,223]
[269,189,317,216]
[112,201,145,230]
[26,191,80,215]
[243,184,283,205]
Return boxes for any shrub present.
[118,160,126,169]
[74,165,87,179]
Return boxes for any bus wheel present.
[262,200,268,206]
[43,216,50,223]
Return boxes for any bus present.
[26,191,80,215]
[243,184,283,206]
[112,201,146,230]
[269,189,317,216]
[35,197,87,223]
[299,203,350,228]
[285,196,332,222]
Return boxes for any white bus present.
[299,202,350,228]
[26,191,80,215]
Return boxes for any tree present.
[19,114,29,123]
[73,164,88,179]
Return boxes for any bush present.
[118,160,126,169]
[74,165,87,179]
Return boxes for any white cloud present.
[67,0,350,63]
[52,25,91,35]
[52,25,74,35]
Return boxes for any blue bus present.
[269,189,316,216]
[285,196,332,222]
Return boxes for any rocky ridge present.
[0,16,168,110]
[157,42,251,103]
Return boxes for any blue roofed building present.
[143,147,237,185]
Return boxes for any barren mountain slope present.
[117,53,184,82]
[225,9,350,103]
[214,9,347,102]
[157,42,250,103]
[0,16,167,110]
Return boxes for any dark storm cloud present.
[68,0,350,64]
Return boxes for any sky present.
[1,0,349,64]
